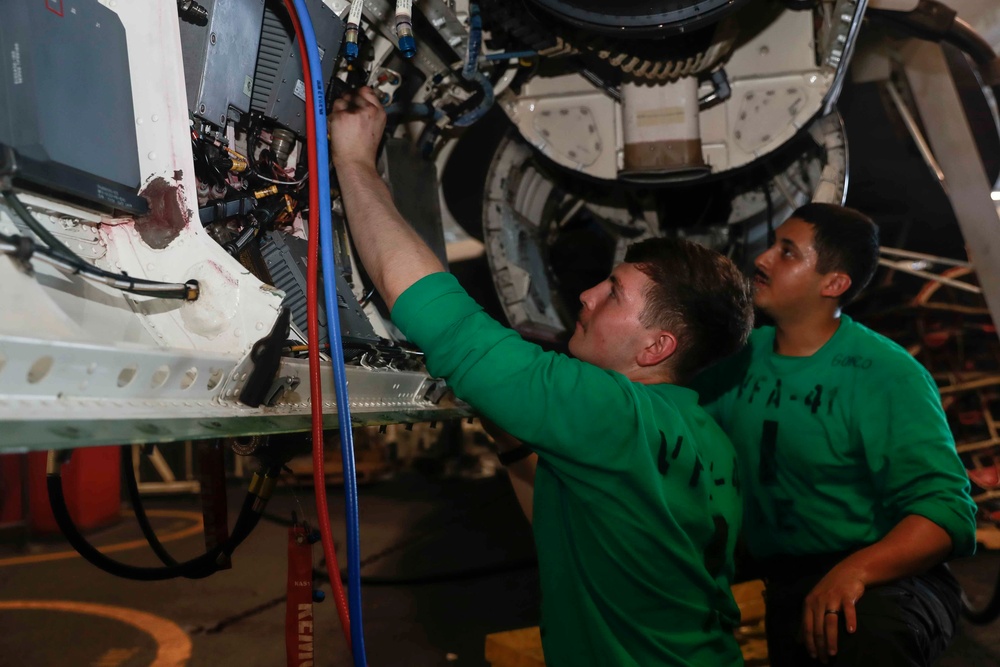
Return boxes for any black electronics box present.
[0,0,146,215]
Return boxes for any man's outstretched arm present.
[329,87,444,311]
[482,419,537,524]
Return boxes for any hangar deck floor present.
[0,467,997,667]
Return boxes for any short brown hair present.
[792,203,880,305]
[625,237,753,383]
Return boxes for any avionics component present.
[251,0,346,135]
[0,0,145,214]
[260,231,381,349]
[179,0,267,127]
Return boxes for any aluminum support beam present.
[902,40,1000,333]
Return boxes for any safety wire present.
[284,1,367,663]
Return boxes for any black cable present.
[358,287,377,308]
[2,190,77,259]
[0,233,197,300]
[222,219,260,256]
[47,454,278,581]
[945,18,1000,103]
[870,3,1000,102]
[121,446,180,568]
[49,471,253,580]
[1,190,199,300]
[946,18,996,65]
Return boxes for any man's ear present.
[637,330,678,367]
[820,272,852,300]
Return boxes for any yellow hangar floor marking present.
[0,509,204,567]
[0,600,192,667]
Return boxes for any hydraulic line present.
[0,232,198,300]
[46,451,278,581]
[291,1,368,662]
[122,446,180,568]
[945,17,1000,103]
[2,189,76,258]
[395,0,416,58]
[453,4,494,128]
[947,17,995,64]
[344,0,364,61]
[1,190,199,301]
[282,0,354,653]
[870,2,1000,103]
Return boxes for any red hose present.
[283,0,352,648]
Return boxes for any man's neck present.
[627,366,675,386]
[772,307,842,357]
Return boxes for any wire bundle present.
[0,191,198,301]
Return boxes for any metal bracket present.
[699,68,732,110]
[422,378,450,404]
[263,375,301,407]
[239,307,291,407]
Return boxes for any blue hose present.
[453,4,493,128]
[452,71,494,128]
[289,1,368,664]
[462,4,483,80]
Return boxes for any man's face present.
[753,217,826,317]
[568,263,656,373]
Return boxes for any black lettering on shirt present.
[832,354,872,369]
[689,456,704,487]
[767,379,782,408]
[672,435,683,459]
[759,420,779,485]
[712,461,726,486]
[826,387,839,415]
[737,374,754,399]
[657,433,683,476]
[805,385,823,414]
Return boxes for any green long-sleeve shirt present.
[695,316,977,561]
[392,272,744,667]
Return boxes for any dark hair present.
[791,203,880,305]
[625,237,753,383]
